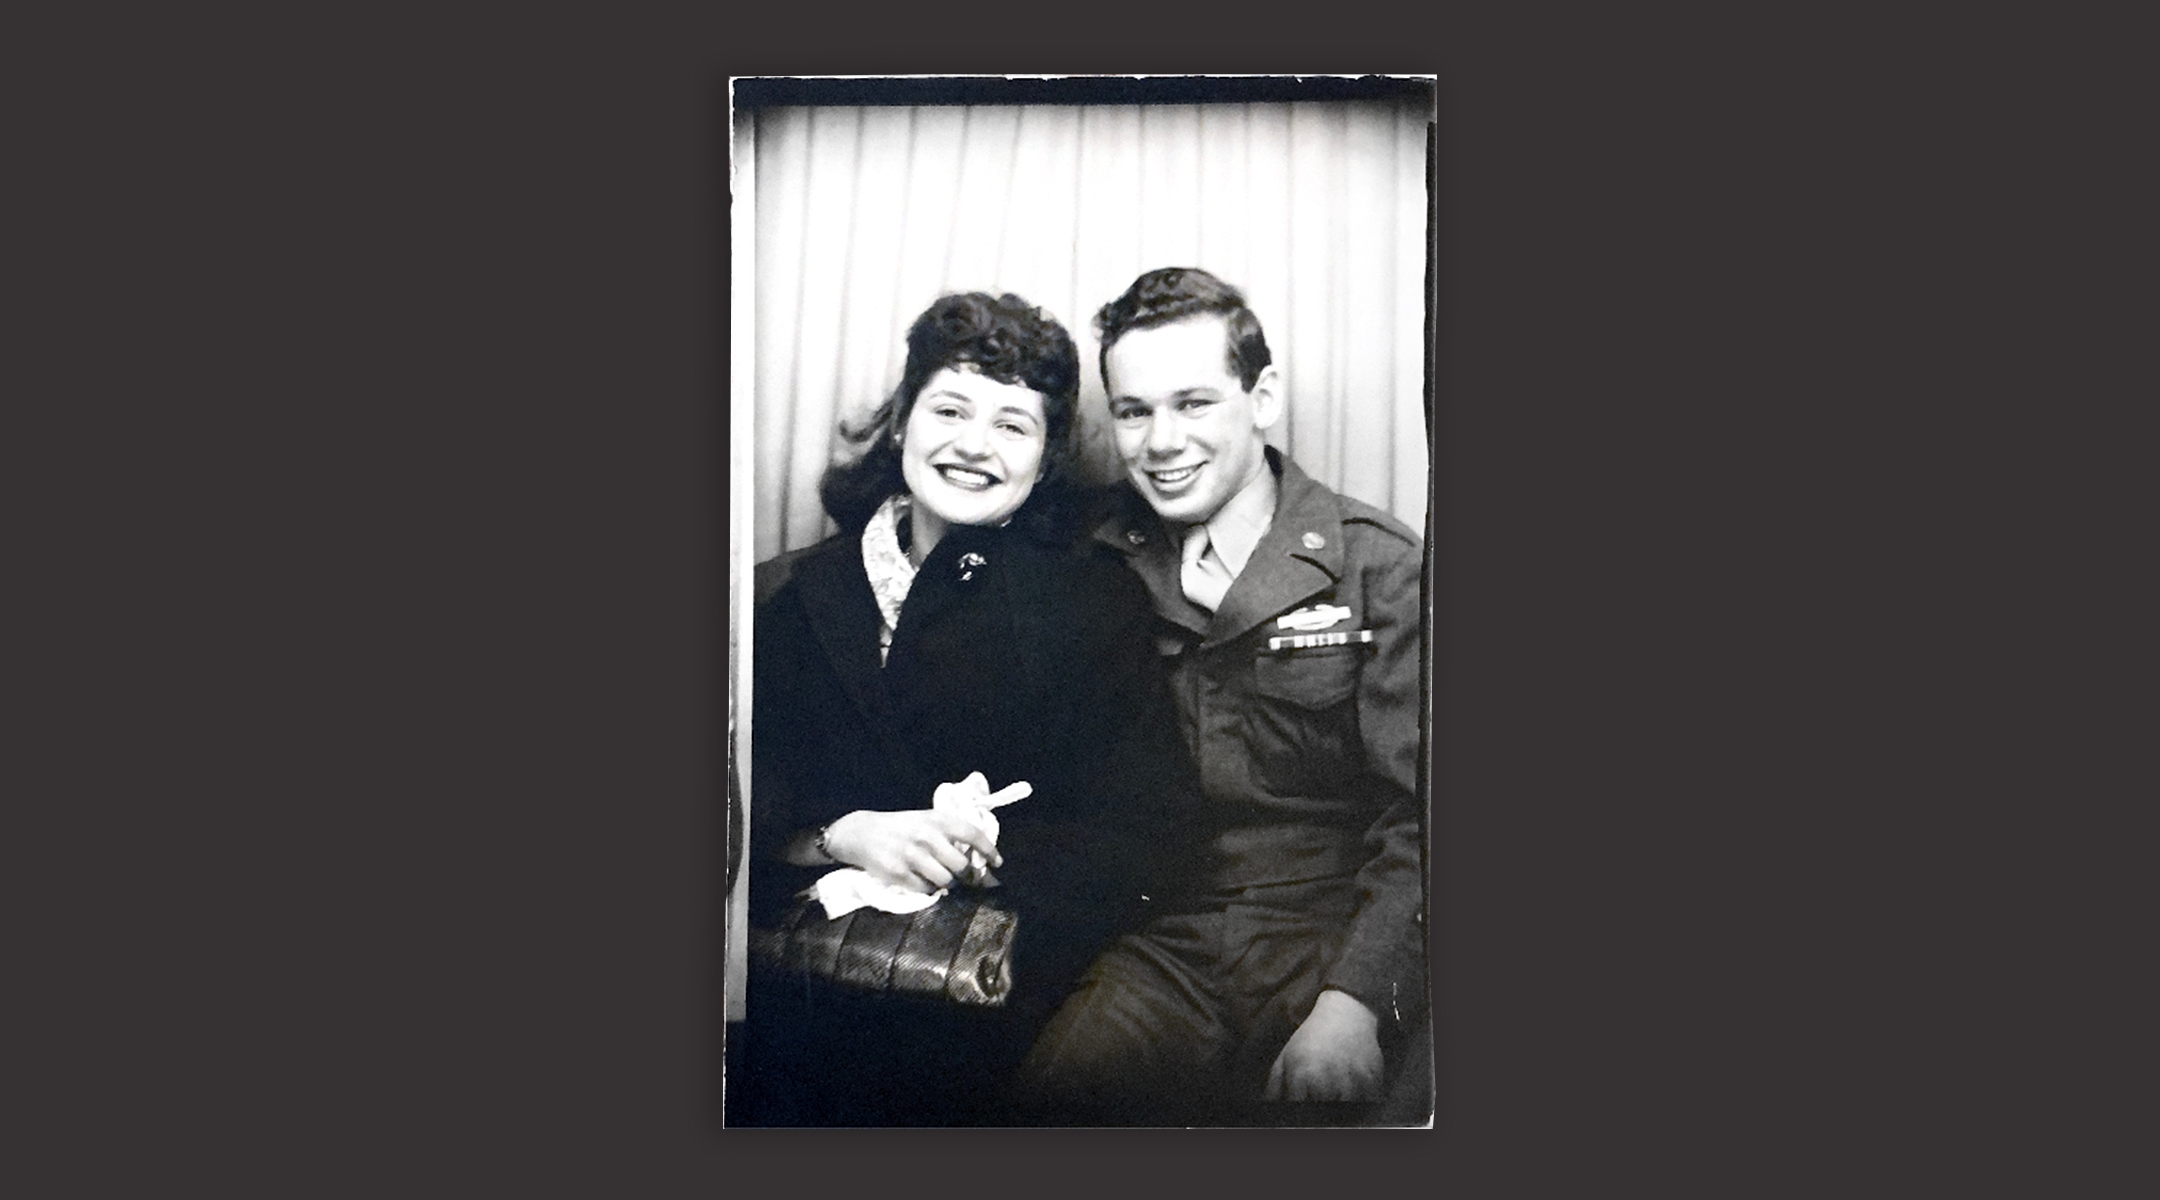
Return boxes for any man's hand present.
[1263,989,1385,1102]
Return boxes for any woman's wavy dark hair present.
[819,292,1082,538]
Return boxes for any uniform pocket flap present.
[1251,647,1361,709]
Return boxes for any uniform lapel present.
[1203,452,1346,649]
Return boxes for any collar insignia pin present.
[957,551,986,581]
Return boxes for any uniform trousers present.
[1013,876,1366,1125]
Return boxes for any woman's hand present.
[822,808,1003,893]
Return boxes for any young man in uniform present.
[1015,268,1428,1123]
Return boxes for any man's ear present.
[1248,364,1285,432]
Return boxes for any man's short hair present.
[1093,267,1272,392]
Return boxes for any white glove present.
[932,771,1031,879]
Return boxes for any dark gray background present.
[7,3,2150,1195]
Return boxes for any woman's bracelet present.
[815,821,839,864]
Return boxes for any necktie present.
[1181,524,1233,613]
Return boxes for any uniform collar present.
[1093,448,1347,647]
[1259,448,1347,579]
[1187,459,1278,578]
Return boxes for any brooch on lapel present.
[956,551,987,582]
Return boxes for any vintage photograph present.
[725,76,1436,1127]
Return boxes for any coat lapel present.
[880,527,1015,728]
[789,536,895,726]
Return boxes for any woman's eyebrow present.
[994,405,1041,422]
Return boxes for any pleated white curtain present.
[742,99,1432,563]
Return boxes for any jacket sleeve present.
[1318,530,1429,1028]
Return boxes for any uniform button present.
[1302,531,1326,550]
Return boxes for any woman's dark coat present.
[732,517,1199,1126]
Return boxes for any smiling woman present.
[729,291,1204,1126]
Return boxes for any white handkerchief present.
[812,868,945,919]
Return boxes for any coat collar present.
[1091,448,1347,648]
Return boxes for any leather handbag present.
[749,892,1019,1007]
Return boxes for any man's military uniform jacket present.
[1090,448,1428,1029]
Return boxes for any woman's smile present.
[934,463,1003,490]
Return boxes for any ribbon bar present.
[1263,629,1376,653]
